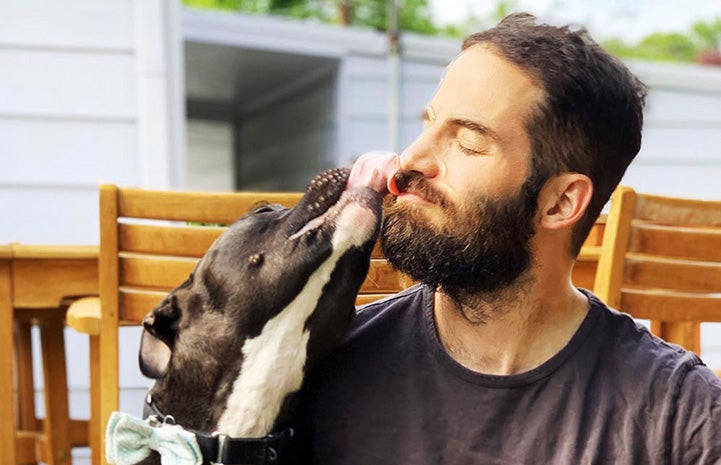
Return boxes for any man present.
[291,13,721,464]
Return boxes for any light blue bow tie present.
[106,411,203,465]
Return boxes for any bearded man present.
[290,13,721,465]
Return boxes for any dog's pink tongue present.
[346,150,400,195]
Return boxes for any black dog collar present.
[144,394,294,465]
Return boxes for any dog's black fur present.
[135,168,383,464]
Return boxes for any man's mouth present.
[396,191,434,206]
[389,170,448,209]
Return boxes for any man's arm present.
[671,365,721,464]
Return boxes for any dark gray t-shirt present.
[292,285,721,464]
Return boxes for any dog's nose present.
[285,168,350,235]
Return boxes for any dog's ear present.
[138,296,180,379]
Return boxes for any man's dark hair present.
[463,13,647,256]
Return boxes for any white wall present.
[0,0,184,245]
[0,0,137,244]
[623,61,721,201]
[0,2,182,463]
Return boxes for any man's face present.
[380,44,544,295]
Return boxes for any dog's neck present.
[216,243,355,437]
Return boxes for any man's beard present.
[380,171,539,301]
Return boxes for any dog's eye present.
[248,253,264,267]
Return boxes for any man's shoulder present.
[586,291,711,391]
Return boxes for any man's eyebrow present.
[450,118,499,141]
[420,107,500,142]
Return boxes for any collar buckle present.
[212,431,228,464]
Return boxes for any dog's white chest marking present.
[217,204,374,437]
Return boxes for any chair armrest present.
[66,297,101,335]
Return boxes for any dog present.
[113,158,395,465]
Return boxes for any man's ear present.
[138,297,180,379]
[538,173,593,231]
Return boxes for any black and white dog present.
[117,158,394,465]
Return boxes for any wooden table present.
[0,245,98,465]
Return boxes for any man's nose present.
[399,130,443,179]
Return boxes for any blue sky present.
[429,0,721,42]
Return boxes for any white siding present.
[623,62,721,201]
[0,50,136,117]
[0,119,139,185]
[0,0,137,247]
[0,0,133,50]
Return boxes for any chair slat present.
[620,289,721,322]
[634,193,721,226]
[572,260,597,290]
[119,223,226,257]
[119,289,167,324]
[629,224,721,261]
[361,259,411,293]
[370,241,385,259]
[120,255,198,291]
[118,189,302,223]
[624,255,721,292]
[121,289,405,324]
[121,254,407,295]
[355,294,394,306]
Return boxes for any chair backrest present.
[98,185,411,327]
[594,186,721,354]
[97,182,607,337]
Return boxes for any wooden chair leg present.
[89,334,101,465]
[0,260,16,465]
[14,317,37,432]
[38,309,72,465]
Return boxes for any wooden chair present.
[1,245,97,465]
[572,216,605,290]
[1,246,14,465]
[65,185,411,465]
[594,186,721,356]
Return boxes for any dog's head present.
[138,167,383,435]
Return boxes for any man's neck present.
[433,278,590,375]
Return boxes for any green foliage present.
[691,17,721,49]
[183,0,438,34]
[602,17,721,63]
[183,0,241,11]
[604,32,698,62]
[182,0,721,63]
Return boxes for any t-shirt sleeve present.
[670,364,721,464]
